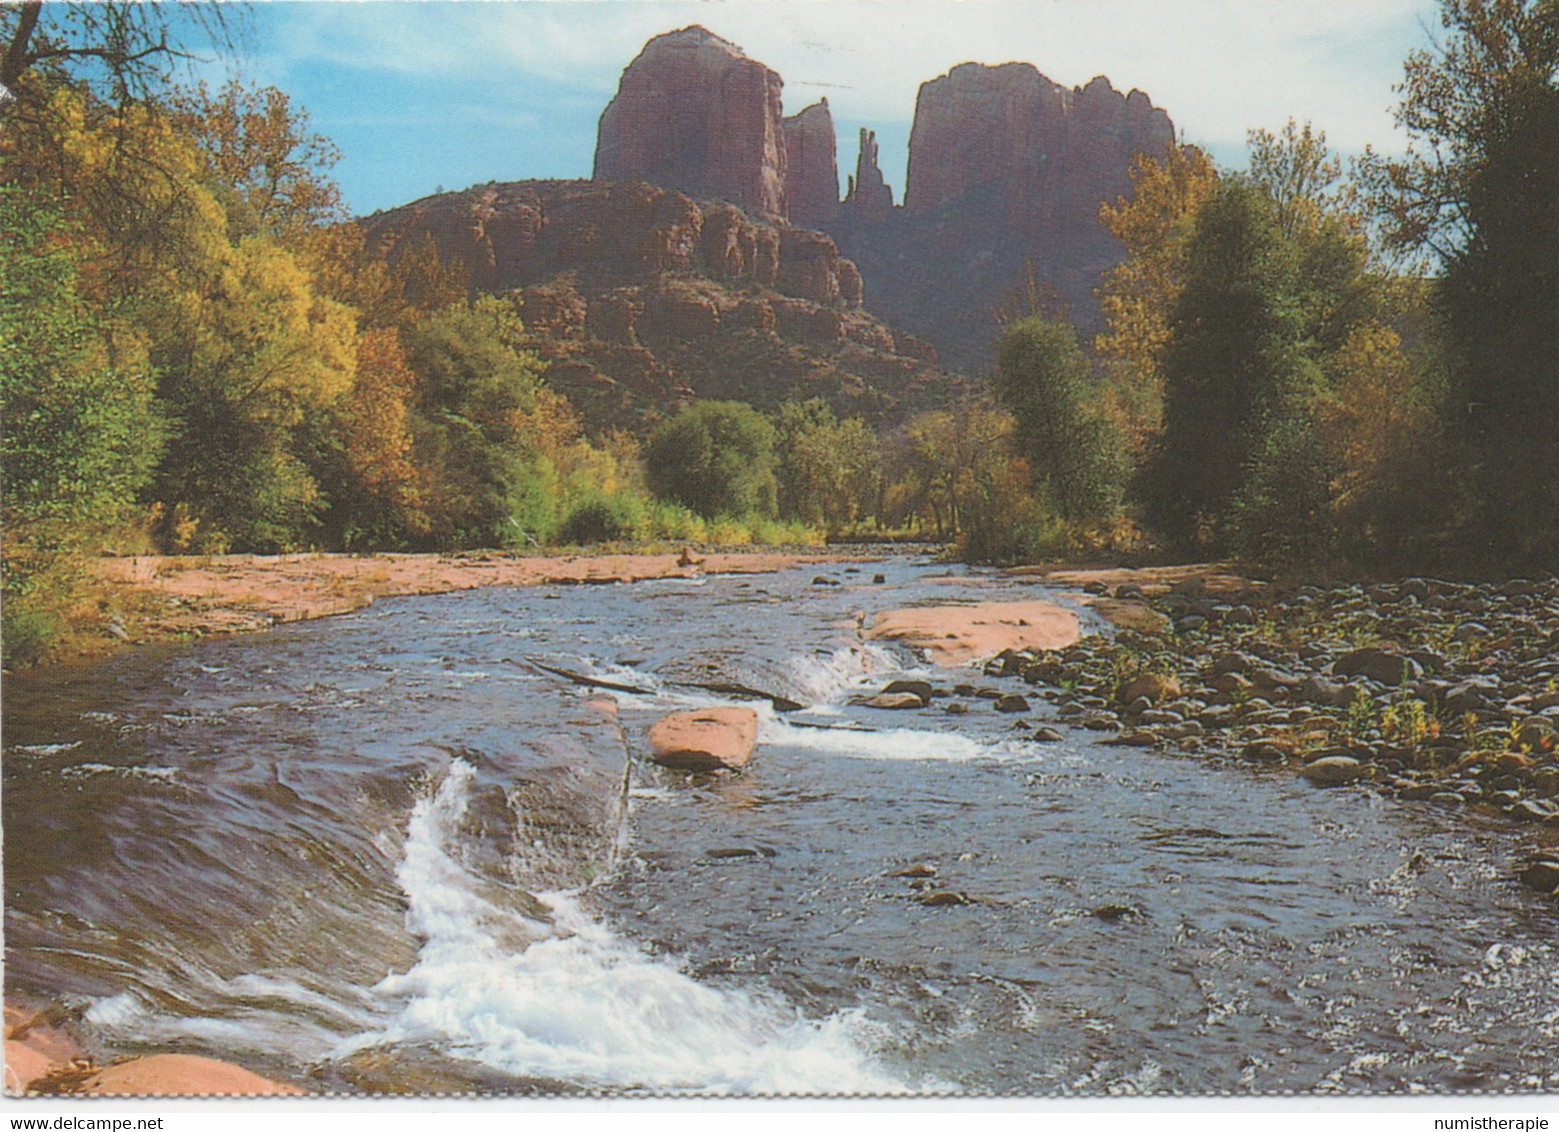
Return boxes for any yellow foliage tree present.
[1095,143,1220,456]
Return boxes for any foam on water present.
[760,717,1009,763]
[783,643,910,706]
[349,760,908,1094]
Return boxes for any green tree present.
[1141,179,1304,551]
[1362,0,1559,568]
[644,401,778,520]
[991,316,1128,523]
[403,296,560,548]
[0,189,162,661]
[772,399,882,531]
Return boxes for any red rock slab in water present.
[863,600,1081,667]
[73,1054,306,1096]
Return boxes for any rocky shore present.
[859,567,1559,901]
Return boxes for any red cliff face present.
[360,179,953,434]
[593,26,789,220]
[833,61,1175,370]
[587,30,1178,372]
[904,62,1173,243]
[783,99,839,230]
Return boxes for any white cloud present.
[267,0,1442,158]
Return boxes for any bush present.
[644,401,778,520]
[557,498,633,545]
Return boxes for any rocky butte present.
[837,62,1175,370]
[595,27,1176,371]
[593,26,790,219]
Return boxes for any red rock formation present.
[594,26,788,219]
[835,61,1174,370]
[362,178,951,435]
[783,99,839,229]
[841,128,894,222]
[365,180,860,307]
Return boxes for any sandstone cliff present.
[592,30,1176,373]
[834,63,1176,371]
[593,26,789,219]
[783,99,839,230]
[361,180,956,433]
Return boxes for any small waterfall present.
[348,760,909,1094]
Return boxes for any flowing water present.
[5,557,1558,1095]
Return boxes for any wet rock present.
[918,891,973,907]
[892,862,939,878]
[853,692,927,710]
[1027,726,1064,742]
[812,575,840,586]
[1509,799,1559,823]
[1101,730,1159,747]
[1301,756,1364,786]
[1430,791,1466,806]
[943,702,968,715]
[705,846,776,859]
[1092,902,1143,922]
[648,706,759,771]
[882,679,935,702]
[1518,859,1559,894]
[993,694,1032,713]
[1241,739,1294,764]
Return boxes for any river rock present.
[1117,672,1181,706]
[993,694,1032,713]
[1300,756,1364,786]
[853,692,927,710]
[1333,647,1422,686]
[881,679,934,702]
[1519,859,1559,894]
[918,891,972,907]
[1241,739,1294,764]
[74,1054,306,1096]
[648,706,759,771]
[1442,679,1497,714]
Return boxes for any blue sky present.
[225,0,1445,218]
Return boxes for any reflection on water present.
[5,558,1558,1094]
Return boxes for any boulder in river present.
[1300,755,1365,786]
[852,692,927,710]
[648,706,759,771]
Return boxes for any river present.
[5,555,1557,1095]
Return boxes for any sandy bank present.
[92,548,863,650]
